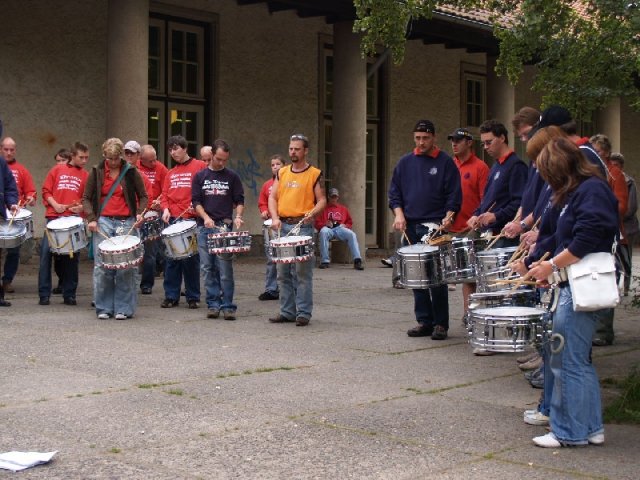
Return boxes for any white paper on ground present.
[0,451,58,472]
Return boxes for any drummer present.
[82,137,148,320]
[0,152,19,307]
[467,120,528,248]
[38,142,89,306]
[257,154,285,301]
[389,120,461,340]
[192,141,245,320]
[447,128,489,325]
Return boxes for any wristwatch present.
[549,257,560,273]
[520,220,529,232]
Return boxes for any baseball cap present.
[124,140,141,153]
[447,128,473,141]
[528,105,573,139]
[413,120,435,134]
[328,188,339,197]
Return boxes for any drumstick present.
[96,228,116,244]
[125,207,149,237]
[6,200,23,228]
[486,211,521,250]
[172,204,192,223]
[510,252,550,291]
[402,230,412,245]
[488,279,539,287]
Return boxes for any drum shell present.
[161,221,198,259]
[6,209,34,239]
[0,221,28,248]
[441,237,487,284]
[467,306,546,352]
[46,217,88,254]
[141,212,163,242]
[397,244,443,289]
[468,289,536,310]
[476,246,518,292]
[207,231,251,254]
[262,220,274,258]
[269,236,313,263]
[98,235,144,270]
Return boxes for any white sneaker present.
[115,313,127,320]
[588,432,605,445]
[97,313,110,320]
[448,284,457,291]
[524,411,550,426]
[533,432,561,448]
[523,409,537,416]
[473,348,496,356]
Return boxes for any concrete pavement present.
[1,254,639,479]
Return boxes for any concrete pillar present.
[486,55,515,144]
[107,0,149,141]
[332,21,367,262]
[596,98,621,151]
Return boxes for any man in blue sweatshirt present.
[389,120,462,340]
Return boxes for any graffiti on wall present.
[228,149,267,197]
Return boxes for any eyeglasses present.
[482,139,495,147]
[290,134,308,142]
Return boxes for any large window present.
[148,14,211,164]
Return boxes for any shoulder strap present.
[97,162,131,216]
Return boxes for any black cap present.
[447,128,473,141]
[413,119,435,134]
[528,105,573,140]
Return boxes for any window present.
[463,73,486,128]
[148,14,211,164]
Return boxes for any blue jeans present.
[549,286,604,444]
[264,260,278,294]
[197,226,235,312]
[93,216,139,317]
[277,222,314,320]
[163,219,200,302]
[405,222,449,329]
[318,225,361,263]
[140,238,160,290]
[2,245,20,283]
[38,228,79,299]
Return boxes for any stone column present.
[332,21,367,263]
[486,55,515,144]
[107,0,149,141]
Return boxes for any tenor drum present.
[0,221,27,249]
[467,306,547,352]
[397,244,443,289]
[98,235,144,269]
[161,220,198,259]
[441,237,488,284]
[46,216,88,254]
[207,231,251,254]
[476,246,519,292]
[6,208,34,239]
[269,235,313,263]
[140,211,163,242]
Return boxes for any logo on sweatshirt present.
[494,171,501,181]
[429,167,438,175]
[560,204,568,217]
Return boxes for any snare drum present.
[476,246,519,292]
[98,235,144,269]
[140,211,163,242]
[6,208,34,239]
[207,231,251,254]
[396,244,443,289]
[468,289,536,311]
[269,235,313,263]
[0,220,27,249]
[262,219,274,257]
[441,237,487,284]
[46,216,88,254]
[161,220,198,259]
[467,306,547,352]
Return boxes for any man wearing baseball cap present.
[388,119,462,340]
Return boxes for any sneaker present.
[161,298,179,308]
[269,314,295,323]
[524,411,550,426]
[533,432,561,448]
[97,313,110,320]
[115,313,127,320]
[588,432,605,445]
[407,324,433,337]
[207,309,220,319]
[188,300,199,309]
[295,316,310,326]
[0,299,11,307]
[258,291,279,301]
[528,371,544,389]
[141,287,152,295]
[223,310,236,321]
[431,325,448,340]
[319,263,329,269]
[381,258,393,268]
[517,351,539,364]
[519,355,542,371]
[592,337,612,346]
[473,348,495,356]
[63,297,77,306]
[39,297,50,306]
[448,284,457,291]
[354,258,364,270]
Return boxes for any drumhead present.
[477,246,517,257]
[162,220,196,236]
[144,210,159,220]
[6,208,32,220]
[473,306,545,317]
[47,216,84,229]
[270,235,311,246]
[263,219,273,227]
[469,289,534,300]
[398,244,438,254]
[99,235,140,251]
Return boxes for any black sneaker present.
[141,287,152,295]
[431,325,448,340]
[63,297,77,306]
[161,298,179,308]
[319,263,330,269]
[188,300,199,309]
[354,258,364,270]
[381,258,393,268]
[39,297,50,306]
[258,291,279,301]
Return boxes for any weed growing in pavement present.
[603,365,640,424]
[166,389,184,396]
